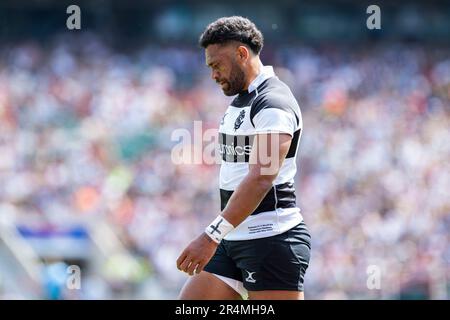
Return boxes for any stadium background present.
[0,0,449,299]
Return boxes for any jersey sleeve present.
[250,94,299,136]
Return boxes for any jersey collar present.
[247,65,275,93]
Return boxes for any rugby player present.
[176,16,311,300]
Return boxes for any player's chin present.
[222,86,237,96]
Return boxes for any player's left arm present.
[212,102,298,236]
[220,132,292,226]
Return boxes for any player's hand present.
[176,233,219,276]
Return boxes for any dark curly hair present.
[199,16,264,55]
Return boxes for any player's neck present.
[243,59,263,92]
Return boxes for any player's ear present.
[236,45,249,62]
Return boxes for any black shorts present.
[204,221,311,292]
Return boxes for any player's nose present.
[211,70,220,82]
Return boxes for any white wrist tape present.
[205,215,235,243]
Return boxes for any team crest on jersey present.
[234,110,246,131]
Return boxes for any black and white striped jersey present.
[219,65,304,241]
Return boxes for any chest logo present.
[234,110,246,131]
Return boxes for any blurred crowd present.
[0,35,449,299]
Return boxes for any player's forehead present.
[205,43,234,66]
